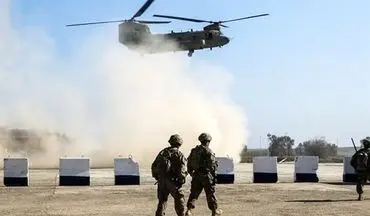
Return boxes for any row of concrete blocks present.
[1,156,357,186]
[1,156,235,186]
[253,156,359,183]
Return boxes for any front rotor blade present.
[153,14,210,23]
[132,0,155,19]
[137,20,171,24]
[221,13,270,23]
[66,20,124,27]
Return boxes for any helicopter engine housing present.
[118,22,151,49]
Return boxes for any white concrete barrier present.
[343,156,357,182]
[59,157,90,186]
[114,155,140,185]
[216,157,234,184]
[253,156,278,183]
[3,158,29,186]
[294,156,319,182]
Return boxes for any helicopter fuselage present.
[154,29,230,51]
[118,22,229,56]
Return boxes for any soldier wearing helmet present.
[361,137,370,148]
[151,134,188,216]
[350,137,370,200]
[185,133,223,216]
[198,133,212,145]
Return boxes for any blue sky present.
[9,0,370,148]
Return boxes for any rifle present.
[350,138,359,170]
[351,138,358,152]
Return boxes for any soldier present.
[350,137,370,201]
[151,134,188,216]
[185,133,223,216]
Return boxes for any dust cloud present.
[0,1,249,168]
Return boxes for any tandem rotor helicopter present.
[66,0,269,57]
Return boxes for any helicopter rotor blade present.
[66,20,125,27]
[153,14,211,23]
[153,13,269,28]
[131,0,155,19]
[220,13,269,23]
[137,20,171,24]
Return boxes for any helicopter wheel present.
[188,49,194,57]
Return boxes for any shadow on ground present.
[286,199,360,203]
[320,182,370,186]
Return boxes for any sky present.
[7,0,370,149]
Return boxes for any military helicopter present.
[152,13,270,57]
[66,0,269,57]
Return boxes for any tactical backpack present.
[351,151,369,171]
[152,147,180,180]
[188,145,207,173]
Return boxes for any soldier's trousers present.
[186,172,218,211]
[155,178,185,216]
[356,172,370,194]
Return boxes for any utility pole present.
[259,136,262,156]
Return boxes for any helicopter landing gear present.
[188,49,194,57]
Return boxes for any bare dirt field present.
[0,163,368,216]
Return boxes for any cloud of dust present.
[0,1,249,168]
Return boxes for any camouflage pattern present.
[152,135,188,215]
[185,133,222,215]
[169,134,183,146]
[352,137,370,200]
[356,171,370,199]
[198,133,212,142]
[361,137,370,148]
[155,178,186,216]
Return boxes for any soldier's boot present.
[211,209,223,216]
[185,209,192,216]
[358,193,364,201]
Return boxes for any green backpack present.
[152,147,174,179]
[188,145,206,172]
[351,151,369,171]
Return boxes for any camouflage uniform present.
[185,133,222,216]
[351,137,370,200]
[151,134,188,216]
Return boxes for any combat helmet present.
[198,133,212,143]
[361,137,370,148]
[168,134,183,147]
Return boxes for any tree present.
[295,143,304,156]
[242,145,247,152]
[239,145,248,160]
[296,137,338,158]
[267,133,295,157]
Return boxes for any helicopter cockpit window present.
[206,33,213,40]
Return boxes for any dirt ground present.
[0,163,367,216]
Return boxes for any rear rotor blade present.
[66,20,124,27]
[132,0,155,19]
[221,13,269,23]
[137,20,171,24]
[153,14,210,23]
